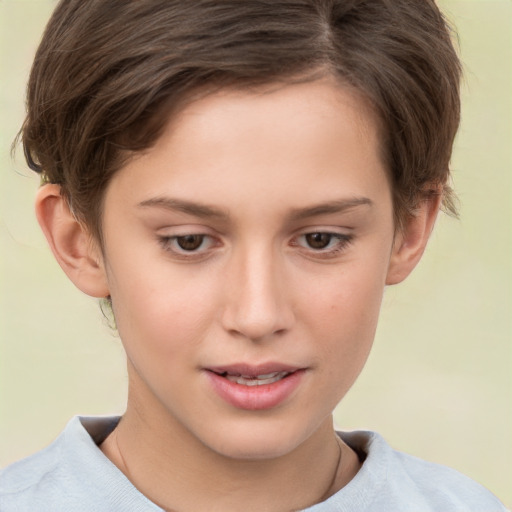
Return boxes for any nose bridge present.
[222,241,292,340]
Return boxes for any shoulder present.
[384,441,506,511]
[1,421,67,507]
[310,430,508,512]
[0,416,153,512]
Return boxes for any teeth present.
[225,371,289,386]
[256,372,281,379]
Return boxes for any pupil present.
[306,233,331,249]
[177,235,203,251]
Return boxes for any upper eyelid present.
[157,229,352,241]
[156,225,219,238]
[160,233,215,244]
[292,227,353,239]
[156,226,353,241]
[290,231,353,250]
[294,232,352,244]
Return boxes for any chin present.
[199,416,319,461]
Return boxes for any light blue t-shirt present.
[0,416,507,511]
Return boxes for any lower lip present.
[205,370,305,411]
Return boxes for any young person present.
[0,1,508,510]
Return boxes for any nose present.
[221,246,294,342]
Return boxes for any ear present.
[35,184,110,298]
[386,193,442,285]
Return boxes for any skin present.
[36,78,440,511]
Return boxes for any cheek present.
[306,260,385,328]
[107,258,220,363]
[301,259,387,374]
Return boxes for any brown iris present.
[305,233,332,249]
[176,235,204,251]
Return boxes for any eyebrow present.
[138,196,372,221]
[288,197,373,220]
[138,197,230,220]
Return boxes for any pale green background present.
[1,0,511,507]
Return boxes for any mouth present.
[210,370,292,387]
[204,363,305,410]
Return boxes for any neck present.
[101,379,361,511]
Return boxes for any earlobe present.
[35,184,110,298]
[386,194,442,285]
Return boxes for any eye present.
[158,233,216,256]
[293,231,353,257]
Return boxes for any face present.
[100,79,397,459]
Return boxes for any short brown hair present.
[20,0,461,240]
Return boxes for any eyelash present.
[158,234,215,259]
[292,232,353,258]
[157,231,353,260]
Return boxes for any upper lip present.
[205,362,303,377]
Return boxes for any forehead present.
[169,78,379,150]
[106,78,390,217]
